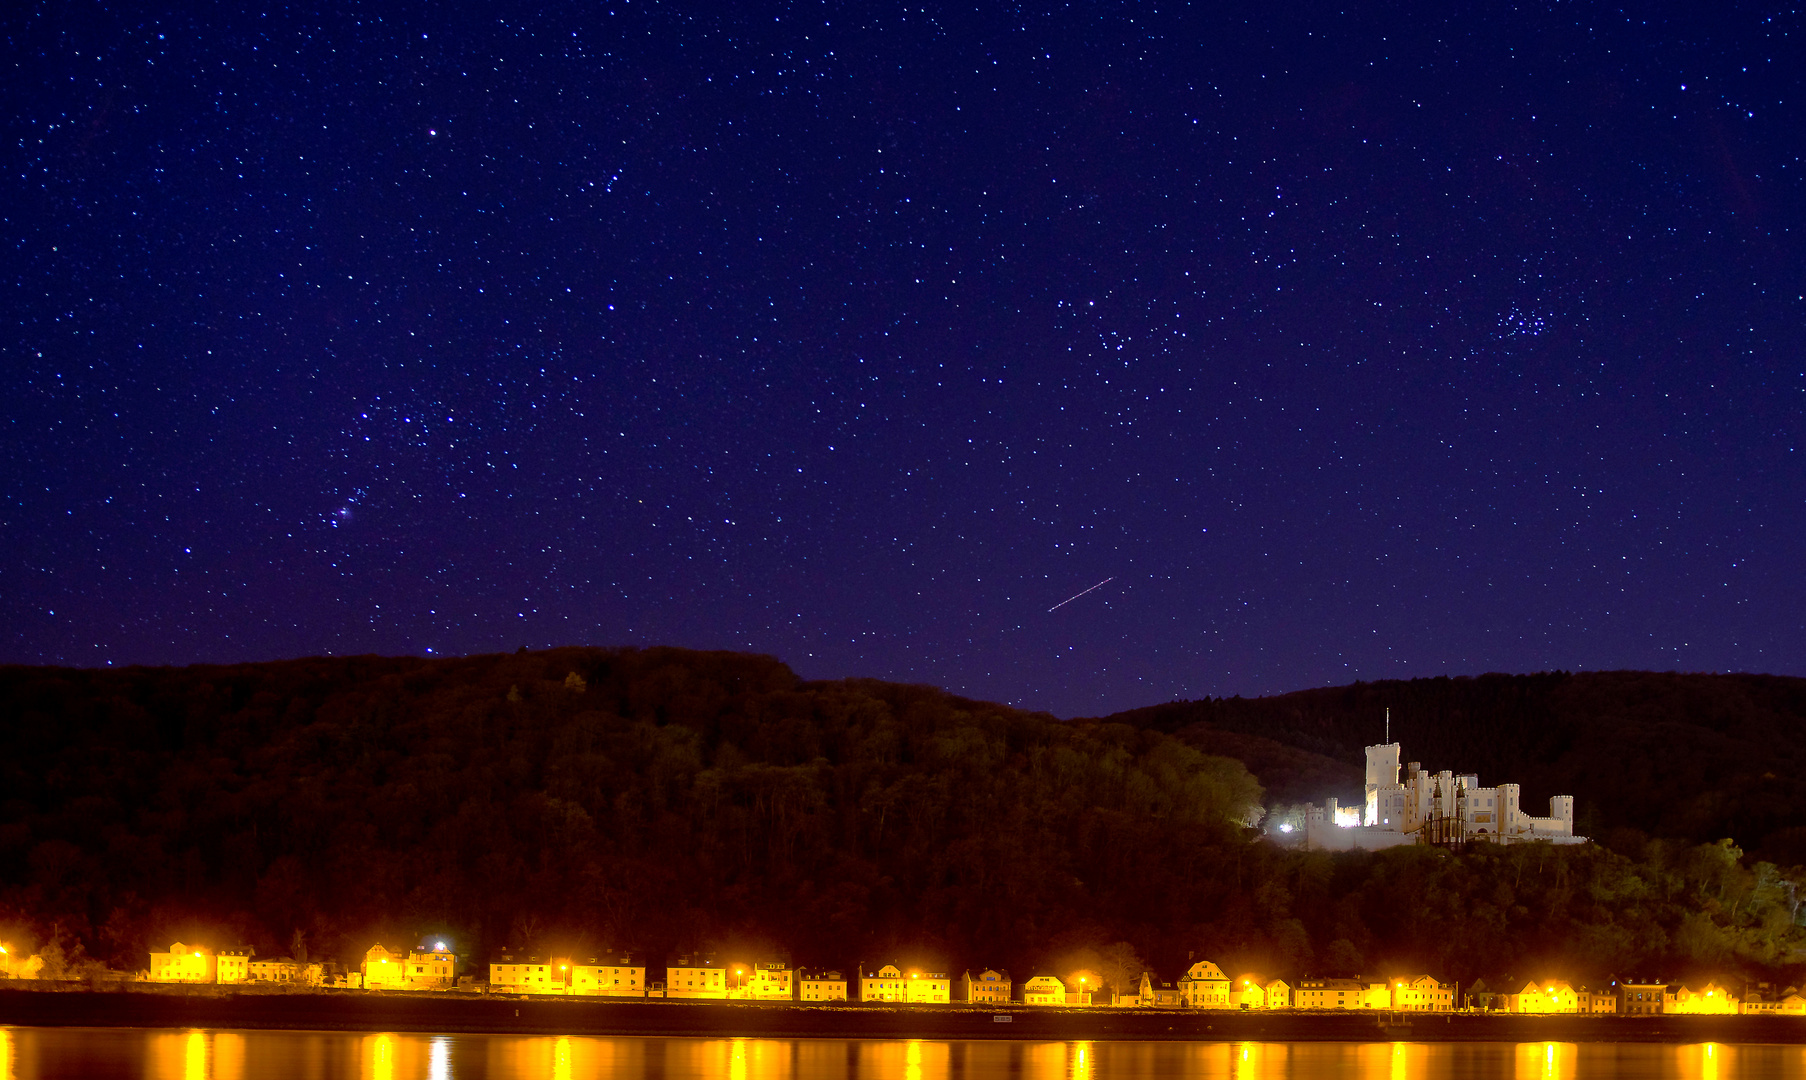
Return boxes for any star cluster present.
[5,2,1802,715]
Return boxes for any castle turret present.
[1550,795,1575,836]
[1364,743,1401,826]
[1498,783,1522,836]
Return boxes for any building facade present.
[488,953,642,996]
[1234,978,1267,1009]
[572,956,644,996]
[149,943,215,984]
[1136,972,1183,1008]
[489,951,556,993]
[798,970,847,1002]
[1668,982,1739,1015]
[907,971,951,1003]
[1022,975,1066,1006]
[1295,978,1366,1010]
[1619,982,1666,1015]
[666,956,727,999]
[861,965,906,1002]
[729,961,792,1001]
[1576,988,1618,1014]
[1390,975,1454,1011]
[215,948,253,984]
[247,957,320,985]
[858,965,949,1003]
[1178,961,1232,1009]
[1741,991,1806,1015]
[964,969,1011,1005]
[1505,980,1578,1013]
[362,945,408,990]
[405,945,457,988]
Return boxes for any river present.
[0,1028,1798,1079]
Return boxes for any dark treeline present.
[1100,671,1806,863]
[1,649,1803,992]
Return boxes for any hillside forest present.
[1,647,1804,994]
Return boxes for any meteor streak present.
[1048,577,1115,613]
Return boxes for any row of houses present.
[132,942,1806,1018]
[1491,979,1806,1016]
[144,941,457,990]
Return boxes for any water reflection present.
[0,1028,1804,1079]
[146,1031,245,1080]
[1515,1041,1578,1080]
[366,1032,393,1080]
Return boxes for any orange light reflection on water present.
[41,1030,1806,1080]
[1514,1042,1576,1080]
[366,1033,395,1080]
[1696,1041,1724,1080]
[1072,1040,1094,1080]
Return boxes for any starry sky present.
[5,1,1802,717]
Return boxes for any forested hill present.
[0,647,1262,979]
[7,650,1806,990]
[1097,671,1806,860]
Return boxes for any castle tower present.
[1550,795,1575,836]
[1364,743,1401,827]
[1499,783,1522,837]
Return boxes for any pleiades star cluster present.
[5,2,1801,716]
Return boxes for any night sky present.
[6,2,1802,717]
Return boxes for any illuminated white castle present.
[1297,726,1582,851]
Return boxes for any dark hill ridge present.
[1096,671,1806,860]
[4,650,1806,989]
[0,647,1260,980]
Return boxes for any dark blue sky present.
[6,1,1802,716]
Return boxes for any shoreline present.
[0,988,1802,1044]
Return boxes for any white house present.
[1178,960,1233,1009]
[1022,975,1067,1006]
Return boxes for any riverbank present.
[0,987,1801,1043]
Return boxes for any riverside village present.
[3,738,1796,1019]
